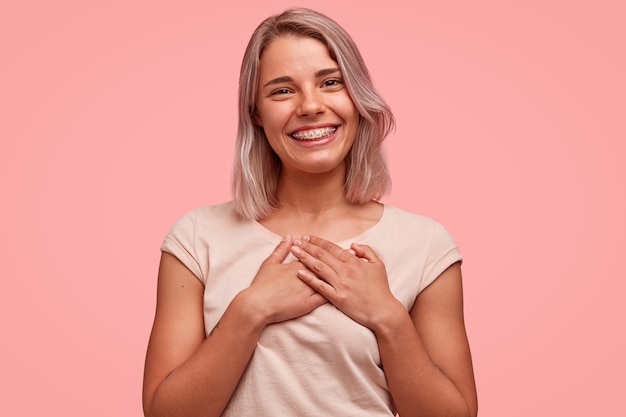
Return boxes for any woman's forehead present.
[259,36,336,77]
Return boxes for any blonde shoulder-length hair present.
[233,8,395,220]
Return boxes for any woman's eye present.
[323,79,344,88]
[270,88,291,96]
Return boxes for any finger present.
[346,247,368,262]
[291,240,344,277]
[350,242,381,263]
[265,234,293,264]
[308,292,328,308]
[297,269,336,299]
[302,235,344,256]
[290,244,333,280]
[299,235,355,265]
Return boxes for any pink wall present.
[1,1,624,415]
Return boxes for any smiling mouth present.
[290,126,337,141]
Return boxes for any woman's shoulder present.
[196,200,238,219]
[165,201,245,236]
[383,204,445,229]
[173,200,237,223]
[382,204,461,273]
[382,204,458,246]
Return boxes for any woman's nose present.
[296,89,325,117]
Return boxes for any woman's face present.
[254,35,359,177]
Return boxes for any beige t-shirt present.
[161,201,461,416]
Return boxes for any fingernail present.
[282,233,291,242]
[291,246,301,254]
[303,235,311,242]
[293,239,302,246]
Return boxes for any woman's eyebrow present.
[263,76,293,87]
[315,67,340,78]
[263,68,341,88]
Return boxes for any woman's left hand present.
[290,235,402,330]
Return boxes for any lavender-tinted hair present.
[232,8,395,220]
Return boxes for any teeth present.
[292,127,336,141]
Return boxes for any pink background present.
[1,0,624,415]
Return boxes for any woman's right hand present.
[144,235,326,417]
[243,234,327,325]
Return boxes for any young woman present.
[143,8,477,417]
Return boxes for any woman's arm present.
[292,237,477,417]
[142,252,263,417]
[375,262,477,417]
[143,235,326,417]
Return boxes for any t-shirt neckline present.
[250,204,389,247]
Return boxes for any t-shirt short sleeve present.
[160,209,204,283]
[419,221,462,293]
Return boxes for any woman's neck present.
[274,166,350,218]
[257,163,382,241]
